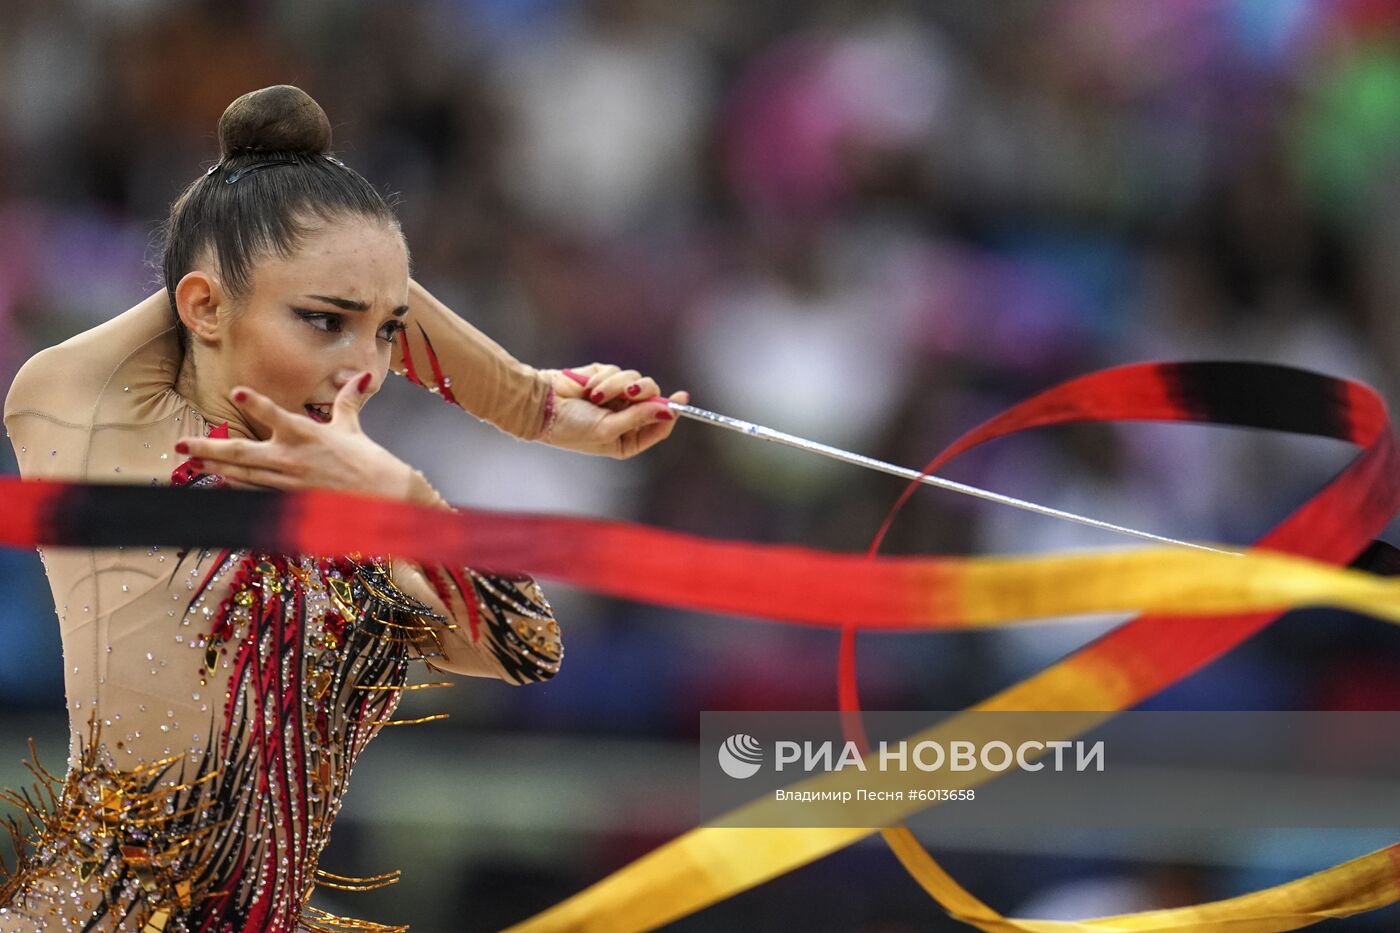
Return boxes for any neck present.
[175,349,258,440]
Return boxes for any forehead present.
[253,219,408,302]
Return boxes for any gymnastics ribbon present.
[849,360,1400,933]
[4,487,1400,629]
[1,361,1398,930]
[504,362,1400,932]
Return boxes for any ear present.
[173,271,226,345]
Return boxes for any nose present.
[332,338,382,393]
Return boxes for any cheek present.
[228,317,326,405]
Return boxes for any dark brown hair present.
[160,86,399,341]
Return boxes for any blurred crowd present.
[5,0,1400,929]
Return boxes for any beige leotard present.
[0,285,561,931]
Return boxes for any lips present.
[305,404,332,423]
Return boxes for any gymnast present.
[0,84,684,931]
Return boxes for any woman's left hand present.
[175,374,423,501]
[541,364,688,458]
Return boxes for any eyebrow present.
[304,294,409,317]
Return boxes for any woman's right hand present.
[175,373,443,507]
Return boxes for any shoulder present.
[4,291,179,428]
[4,342,71,424]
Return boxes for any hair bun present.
[218,85,332,158]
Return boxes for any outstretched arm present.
[399,279,687,457]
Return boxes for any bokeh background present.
[5,0,1400,929]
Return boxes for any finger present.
[220,476,277,491]
[597,397,676,454]
[590,369,642,406]
[620,415,679,458]
[177,436,283,469]
[331,372,371,428]
[231,386,305,439]
[558,364,606,397]
[563,364,605,381]
[553,368,592,399]
[193,458,306,491]
[618,375,659,403]
[582,364,620,399]
[637,390,686,407]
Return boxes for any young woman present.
[0,85,685,932]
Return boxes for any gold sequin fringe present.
[352,713,451,727]
[302,902,410,933]
[0,718,227,926]
[313,867,402,891]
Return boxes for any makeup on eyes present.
[293,308,405,342]
[294,308,343,332]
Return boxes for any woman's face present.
[215,218,409,433]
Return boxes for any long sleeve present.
[4,289,182,481]
[393,279,554,440]
[393,560,563,685]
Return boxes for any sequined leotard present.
[0,288,563,931]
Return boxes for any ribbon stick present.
[669,401,1235,555]
[561,369,1231,554]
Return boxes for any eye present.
[295,310,343,334]
[377,320,407,344]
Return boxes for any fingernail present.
[590,390,605,404]
[561,369,588,386]
[189,458,205,470]
[233,390,247,403]
[175,441,189,455]
[357,372,371,394]
[626,384,640,396]
[656,410,674,421]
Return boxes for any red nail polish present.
[656,410,674,421]
[175,441,190,455]
[591,391,605,404]
[562,369,589,386]
[357,372,372,394]
[233,390,247,403]
[189,459,205,470]
[626,384,640,396]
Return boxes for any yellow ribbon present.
[507,544,1400,932]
